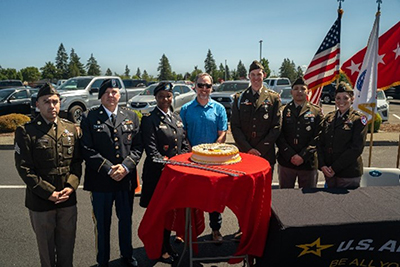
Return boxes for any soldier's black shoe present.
[122,256,138,267]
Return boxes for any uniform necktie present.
[296,105,302,116]
[111,114,116,126]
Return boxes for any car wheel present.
[68,105,84,123]
[322,95,331,104]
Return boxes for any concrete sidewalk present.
[1,130,399,148]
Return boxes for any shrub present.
[367,113,382,133]
[0,113,31,133]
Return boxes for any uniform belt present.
[251,131,257,138]
[40,166,70,176]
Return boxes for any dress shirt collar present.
[102,105,118,119]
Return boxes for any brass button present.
[114,137,118,141]
[114,129,118,133]
[115,146,119,150]
[116,154,120,158]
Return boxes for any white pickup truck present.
[31,76,141,123]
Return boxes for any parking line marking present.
[393,114,400,120]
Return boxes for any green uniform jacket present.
[14,115,82,212]
[277,101,323,170]
[317,108,367,178]
[231,86,282,165]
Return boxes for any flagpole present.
[368,1,382,167]
[336,0,344,89]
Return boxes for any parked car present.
[30,76,138,123]
[122,79,147,88]
[384,85,400,99]
[0,80,24,89]
[56,79,67,88]
[210,80,250,118]
[128,83,196,113]
[0,87,38,115]
[279,87,293,105]
[320,83,336,104]
[263,77,291,93]
[377,89,392,122]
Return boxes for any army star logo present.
[296,238,333,257]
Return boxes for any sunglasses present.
[197,83,212,89]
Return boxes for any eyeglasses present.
[197,83,212,89]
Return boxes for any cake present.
[190,143,241,165]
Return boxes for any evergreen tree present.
[190,66,202,82]
[296,66,304,78]
[135,68,141,79]
[260,58,271,78]
[41,62,58,80]
[105,68,113,76]
[142,70,150,81]
[0,68,22,80]
[68,48,86,77]
[231,69,238,80]
[55,43,69,79]
[124,65,130,77]
[204,49,217,75]
[20,66,41,82]
[225,65,231,80]
[86,53,101,76]
[157,54,172,81]
[279,58,297,82]
[237,60,247,79]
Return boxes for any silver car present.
[128,83,196,113]
[279,87,293,105]
[377,89,392,122]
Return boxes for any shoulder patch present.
[360,116,368,126]
[142,112,151,117]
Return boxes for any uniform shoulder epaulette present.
[89,106,99,111]
[309,102,322,110]
[267,89,279,95]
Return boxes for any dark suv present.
[0,80,24,89]
[210,80,250,118]
[321,83,336,104]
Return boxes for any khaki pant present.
[278,164,318,189]
[29,205,77,267]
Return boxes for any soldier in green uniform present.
[318,82,368,188]
[14,83,82,267]
[277,77,323,188]
[231,60,282,170]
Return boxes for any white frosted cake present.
[190,143,241,165]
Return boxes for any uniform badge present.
[163,145,169,151]
[241,99,252,105]
[306,126,312,131]
[99,111,103,115]
[263,114,269,120]
[37,121,42,125]
[176,121,183,128]
[67,146,73,155]
[127,133,132,141]
[287,109,291,117]
[124,120,133,125]
[160,116,165,120]
[361,116,367,126]
[159,123,167,129]
[112,79,117,88]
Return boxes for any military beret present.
[37,83,59,99]
[153,82,173,96]
[292,76,308,88]
[335,82,353,96]
[249,60,264,73]
[98,79,118,99]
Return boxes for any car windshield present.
[280,89,292,98]
[377,90,385,100]
[58,78,92,90]
[0,90,13,101]
[215,82,249,92]
[139,84,158,95]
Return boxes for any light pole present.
[259,40,263,61]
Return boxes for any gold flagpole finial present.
[337,0,344,15]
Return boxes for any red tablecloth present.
[138,153,272,263]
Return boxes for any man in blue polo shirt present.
[180,72,228,243]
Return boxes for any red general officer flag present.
[341,21,400,90]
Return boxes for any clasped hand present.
[48,187,74,204]
[109,164,128,181]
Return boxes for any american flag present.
[304,10,342,105]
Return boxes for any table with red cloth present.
[138,152,272,263]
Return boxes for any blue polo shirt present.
[180,98,228,146]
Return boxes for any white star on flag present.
[378,53,385,65]
[394,43,400,59]
[346,60,361,75]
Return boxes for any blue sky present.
[1,0,399,77]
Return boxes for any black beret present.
[249,60,264,73]
[98,79,118,99]
[153,82,173,96]
[292,76,308,88]
[335,82,353,95]
[37,83,59,99]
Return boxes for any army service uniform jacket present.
[230,86,282,165]
[15,115,82,212]
[277,101,323,170]
[80,106,143,192]
[317,107,367,178]
[139,108,189,207]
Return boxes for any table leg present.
[177,207,193,267]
